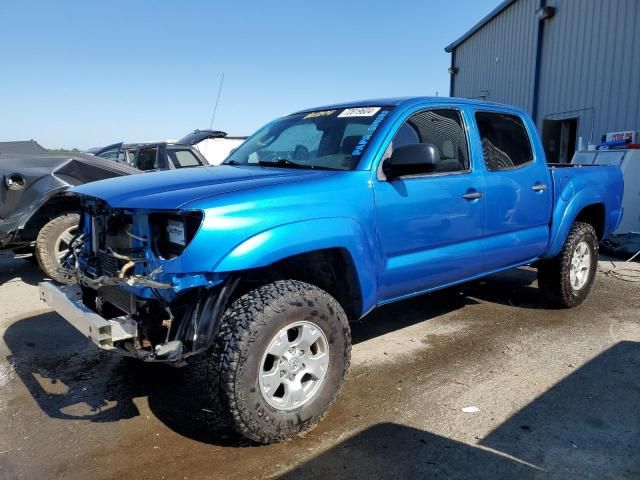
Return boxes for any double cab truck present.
[39,97,624,443]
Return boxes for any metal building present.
[445,0,640,163]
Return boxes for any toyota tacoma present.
[39,97,624,443]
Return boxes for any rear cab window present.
[475,111,533,171]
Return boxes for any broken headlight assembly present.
[150,211,203,259]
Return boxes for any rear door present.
[374,107,486,301]
[472,110,552,270]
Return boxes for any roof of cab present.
[291,96,514,115]
[121,142,192,149]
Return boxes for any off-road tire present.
[35,213,79,284]
[537,222,598,308]
[209,279,351,444]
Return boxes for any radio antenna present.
[209,73,225,130]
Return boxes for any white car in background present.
[178,130,246,165]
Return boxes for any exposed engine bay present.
[62,196,235,365]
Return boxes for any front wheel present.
[214,280,351,444]
[537,222,598,308]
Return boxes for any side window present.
[136,148,158,171]
[387,109,469,174]
[475,112,533,171]
[168,149,203,168]
[98,149,119,159]
[124,150,137,167]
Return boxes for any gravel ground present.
[0,255,639,480]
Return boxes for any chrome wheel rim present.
[54,225,78,266]
[259,320,330,411]
[569,241,591,290]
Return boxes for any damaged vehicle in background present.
[115,142,208,171]
[39,97,623,444]
[1,143,207,282]
[177,129,247,165]
[0,152,139,282]
[88,132,246,167]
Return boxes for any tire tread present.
[206,279,350,443]
[538,221,598,308]
[35,213,79,284]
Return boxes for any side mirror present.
[383,143,440,180]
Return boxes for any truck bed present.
[544,162,624,258]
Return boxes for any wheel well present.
[20,195,80,242]
[575,203,605,240]
[235,248,363,320]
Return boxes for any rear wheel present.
[35,213,79,284]
[211,279,351,444]
[538,222,598,308]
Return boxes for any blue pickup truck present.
[39,97,623,443]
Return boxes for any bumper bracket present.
[39,282,137,350]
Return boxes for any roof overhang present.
[445,0,518,52]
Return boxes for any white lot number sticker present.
[338,107,381,118]
[167,220,185,245]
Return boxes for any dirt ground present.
[0,254,639,480]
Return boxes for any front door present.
[374,108,486,301]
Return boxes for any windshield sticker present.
[338,107,381,118]
[303,109,336,119]
[351,110,389,156]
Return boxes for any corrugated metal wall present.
[452,0,538,112]
[538,0,640,144]
[451,0,640,144]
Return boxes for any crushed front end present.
[39,195,235,365]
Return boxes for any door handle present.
[462,191,484,200]
[531,184,548,192]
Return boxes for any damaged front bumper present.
[39,274,238,365]
[39,282,138,351]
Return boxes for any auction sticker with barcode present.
[338,107,381,117]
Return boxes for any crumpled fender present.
[543,186,606,259]
[214,217,378,314]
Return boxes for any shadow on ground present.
[481,340,640,478]
[3,268,542,448]
[352,266,540,344]
[3,311,249,446]
[0,255,44,287]
[280,341,640,479]
[279,423,536,479]
[7,265,632,475]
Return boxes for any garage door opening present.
[542,118,578,163]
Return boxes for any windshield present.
[224,106,391,170]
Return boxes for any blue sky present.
[0,0,496,149]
